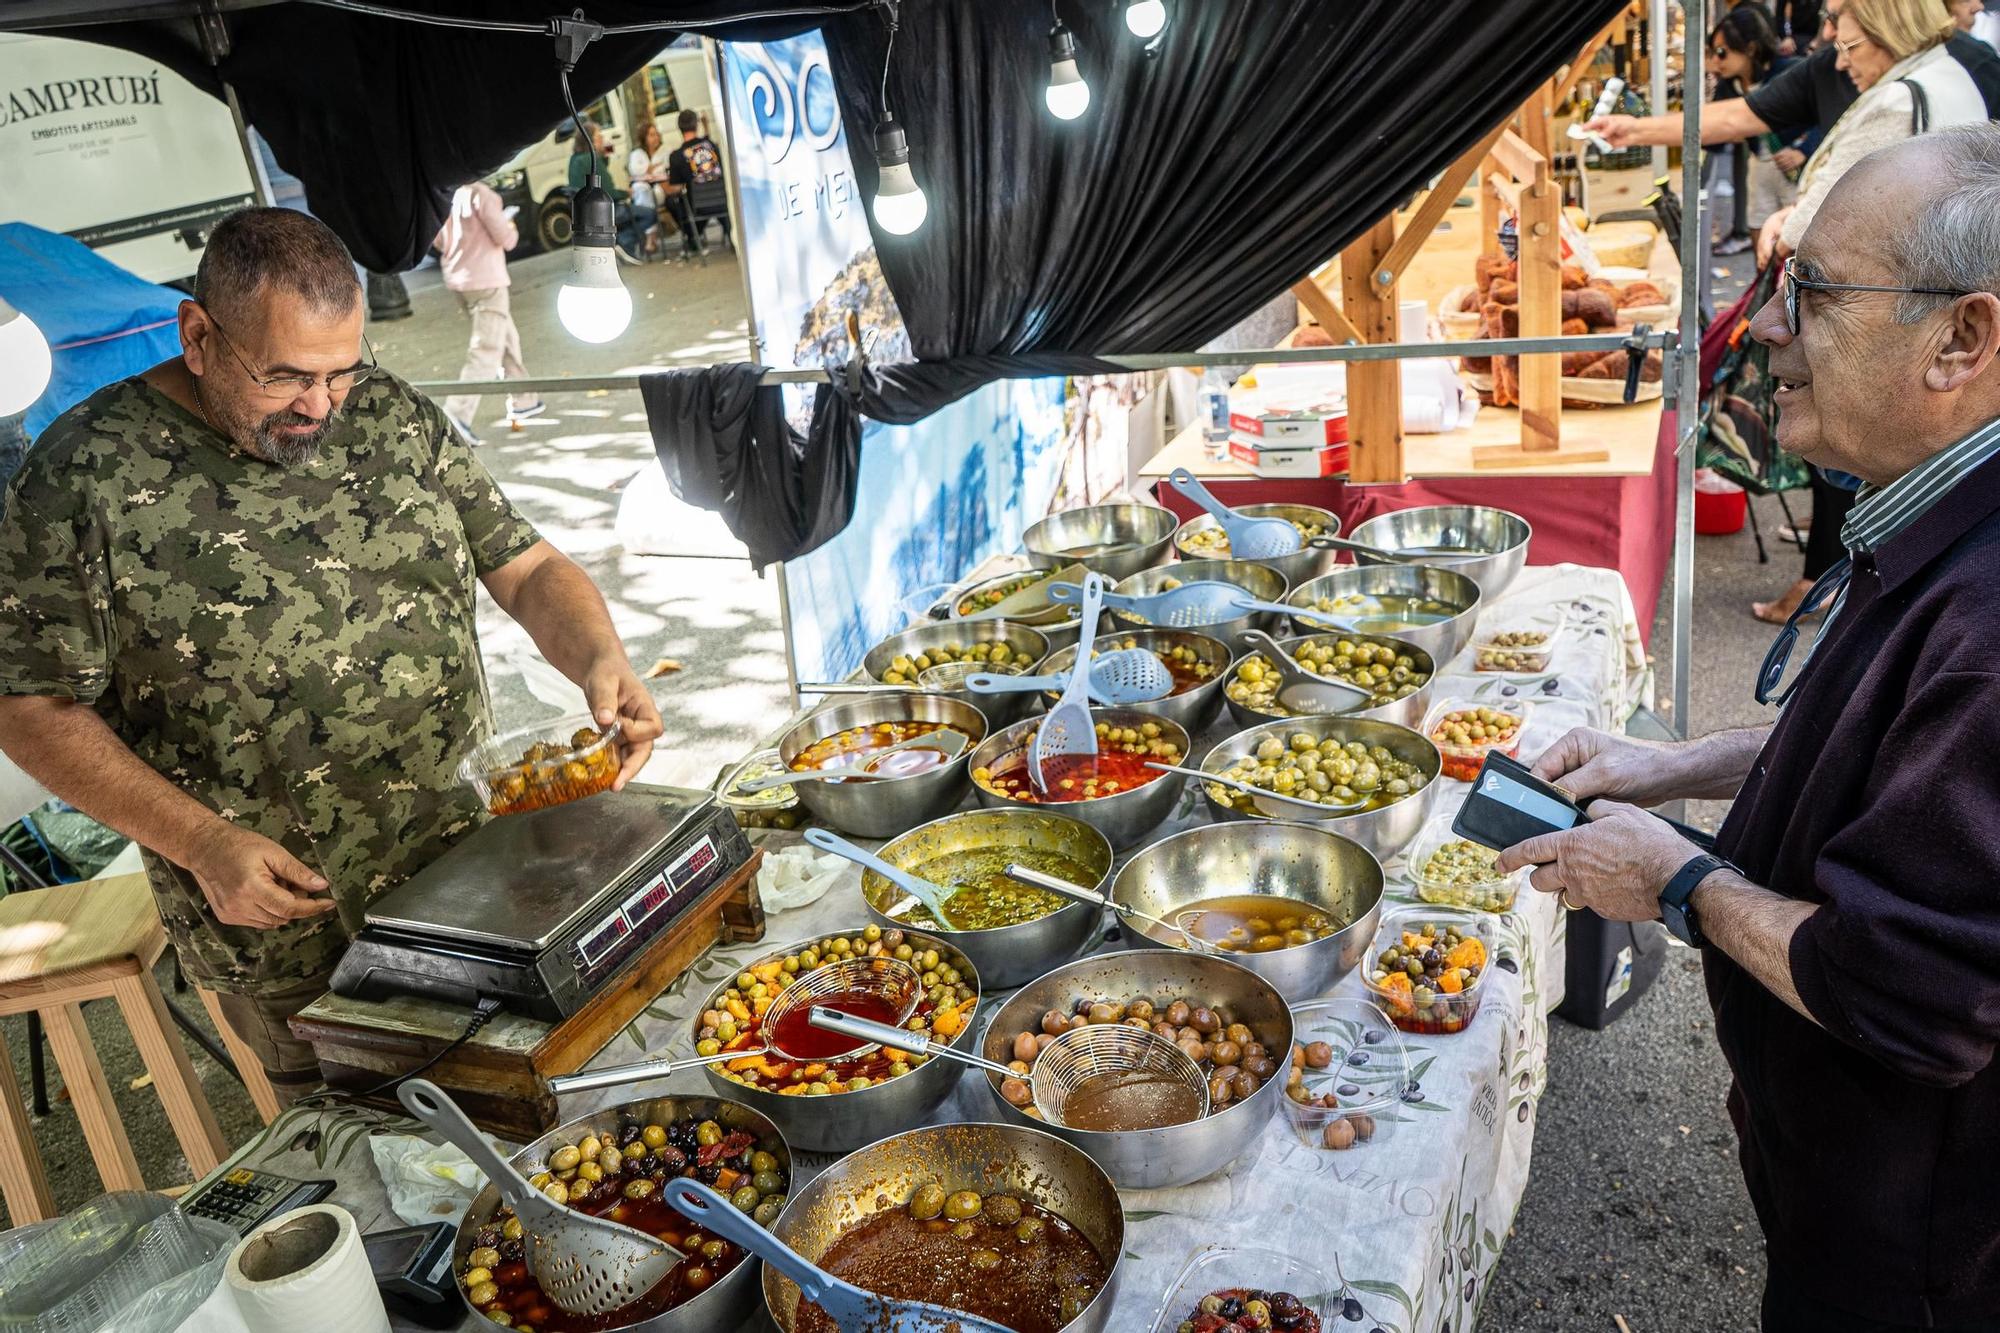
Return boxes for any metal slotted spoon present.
[1237,630,1376,714]
[1031,571,1109,791]
[544,954,925,1097]
[1001,862,1231,956]
[731,729,969,793]
[1048,578,1248,629]
[661,1178,1016,1333]
[1143,760,1367,818]
[1168,467,1304,559]
[800,660,1013,694]
[964,647,1172,706]
[1307,533,1472,562]
[398,1079,682,1316]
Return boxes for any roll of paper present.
[222,1203,390,1333]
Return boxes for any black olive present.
[696,1162,724,1185]
[499,1238,524,1263]
[656,1145,687,1171]
[1271,1293,1304,1318]
[1362,1028,1385,1044]
[473,1227,500,1249]
[617,1122,642,1147]
[1220,1297,1245,1318]
[1338,1083,1361,1097]
[1342,1295,1365,1320]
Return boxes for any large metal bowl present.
[947,568,1083,651]
[1111,822,1384,1003]
[1113,558,1289,651]
[1197,715,1441,861]
[695,925,981,1154]
[775,694,987,839]
[860,808,1114,989]
[1035,628,1234,734]
[860,620,1051,726]
[977,950,1294,1189]
[453,1094,789,1333]
[1223,630,1437,731]
[1286,564,1483,668]
[1025,502,1179,580]
[967,708,1190,850]
[763,1121,1124,1333]
[1173,502,1343,590]
[1348,504,1531,600]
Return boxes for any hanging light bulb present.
[1045,23,1091,120]
[0,298,52,416]
[871,115,929,236]
[1125,0,1167,38]
[557,184,632,344]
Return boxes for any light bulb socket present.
[570,183,617,249]
[874,115,912,170]
[1048,23,1079,61]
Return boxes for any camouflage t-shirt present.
[0,373,541,993]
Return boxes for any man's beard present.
[249,408,337,467]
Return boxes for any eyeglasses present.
[203,312,377,399]
[1834,34,1869,56]
[1779,257,1972,336]
[1754,557,1850,706]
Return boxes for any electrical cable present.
[878,1,897,119]
[301,996,505,1107]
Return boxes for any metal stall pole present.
[1672,0,1706,736]
[196,3,274,207]
[1650,0,1670,178]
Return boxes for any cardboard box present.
[1229,402,1350,445]
[1227,436,1349,479]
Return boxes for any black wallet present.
[1450,750,1720,855]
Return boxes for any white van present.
[0,31,257,285]
[488,38,723,254]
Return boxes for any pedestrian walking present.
[435,180,543,442]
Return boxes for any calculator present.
[179,1166,336,1235]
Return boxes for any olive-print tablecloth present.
[209,563,1646,1333]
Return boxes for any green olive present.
[909,1182,948,1220]
[732,1185,761,1211]
[750,1150,778,1174]
[752,1170,784,1193]
[754,1196,785,1226]
[1015,1216,1048,1245]
[548,1145,581,1171]
[942,1189,984,1221]
[695,1121,723,1147]
[468,1246,501,1269]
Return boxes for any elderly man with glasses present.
[1494,125,2000,1333]
[0,207,663,1106]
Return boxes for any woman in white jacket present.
[1759,0,1986,263]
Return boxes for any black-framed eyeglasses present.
[203,311,377,400]
[1779,257,1972,336]
[1755,557,1851,706]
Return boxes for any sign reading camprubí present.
[1,68,163,130]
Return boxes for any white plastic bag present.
[368,1133,492,1227]
[758,846,848,913]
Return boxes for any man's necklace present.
[189,374,217,432]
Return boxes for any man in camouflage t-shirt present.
[0,208,663,1105]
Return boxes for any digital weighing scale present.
[330,784,753,1022]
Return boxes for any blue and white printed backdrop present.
[722,34,1067,686]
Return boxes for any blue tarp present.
[0,223,183,439]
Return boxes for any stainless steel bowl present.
[1113,558,1289,651]
[696,925,981,1154]
[1223,631,1437,731]
[1348,504,1531,600]
[1197,715,1442,861]
[452,1094,789,1333]
[1111,822,1384,1003]
[947,568,1083,651]
[977,950,1294,1188]
[775,695,987,840]
[860,620,1051,726]
[1024,502,1180,580]
[1173,502,1343,590]
[1036,628,1233,734]
[1286,564,1483,667]
[967,708,1190,850]
[763,1121,1123,1333]
[860,808,1114,989]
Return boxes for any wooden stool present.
[0,873,229,1223]
[195,986,283,1125]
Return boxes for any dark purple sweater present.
[1713,449,2000,1326]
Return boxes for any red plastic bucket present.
[1694,472,1747,535]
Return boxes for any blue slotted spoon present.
[1047,578,1247,629]
[1032,571,1109,791]
[964,646,1172,705]
[661,1179,1016,1333]
[804,826,964,924]
[1169,466,1305,558]
[1221,589,1365,634]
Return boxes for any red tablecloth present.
[1152,412,1677,644]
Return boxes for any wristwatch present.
[1658,853,1731,947]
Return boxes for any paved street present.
[1,238,1802,1333]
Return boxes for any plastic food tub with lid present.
[1147,1243,1338,1333]
[1404,812,1523,912]
[1422,696,1529,784]
[1359,907,1499,1035]
[1281,997,1414,1154]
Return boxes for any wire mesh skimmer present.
[544,955,924,1098]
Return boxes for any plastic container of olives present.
[1359,907,1498,1035]
[1281,997,1412,1154]
[1471,605,1567,674]
[715,748,804,830]
[1422,696,1529,784]
[1148,1243,1337,1333]
[1404,812,1522,912]
[459,712,623,816]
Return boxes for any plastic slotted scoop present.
[1048,579,1247,630]
[1032,571,1110,791]
[965,647,1172,705]
[661,1179,1016,1333]
[1237,630,1375,714]
[805,826,963,925]
[545,954,924,1097]
[398,1079,683,1316]
[1168,467,1305,559]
